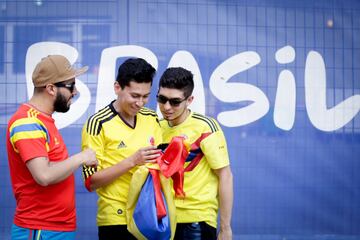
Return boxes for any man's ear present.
[114,81,122,94]
[45,84,56,97]
[186,95,194,106]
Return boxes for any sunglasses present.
[156,94,187,107]
[54,82,76,93]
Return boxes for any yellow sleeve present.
[81,120,105,181]
[200,124,230,170]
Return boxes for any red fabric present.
[171,171,185,198]
[183,132,211,172]
[149,169,167,220]
[157,133,211,198]
[158,136,188,178]
[85,176,92,192]
[6,104,76,231]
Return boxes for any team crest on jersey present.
[117,140,127,149]
[149,136,155,146]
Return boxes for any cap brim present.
[74,66,89,77]
[61,66,89,82]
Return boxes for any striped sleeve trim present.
[9,117,50,152]
[139,107,158,117]
[85,106,115,136]
[191,113,219,133]
[82,165,97,179]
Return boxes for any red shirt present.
[6,104,76,231]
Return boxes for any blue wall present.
[1,0,360,239]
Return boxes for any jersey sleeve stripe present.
[139,112,158,117]
[91,109,113,136]
[9,119,50,144]
[194,113,219,131]
[192,114,219,132]
[86,107,109,133]
[139,108,157,117]
[82,165,97,179]
[10,131,48,146]
[86,107,113,136]
[96,114,116,135]
[87,107,111,134]
[139,109,155,114]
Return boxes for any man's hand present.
[81,148,98,167]
[131,146,161,166]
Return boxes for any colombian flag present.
[127,165,176,240]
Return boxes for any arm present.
[214,165,233,240]
[27,148,97,186]
[88,146,161,191]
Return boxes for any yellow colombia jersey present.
[82,101,162,226]
[160,111,230,228]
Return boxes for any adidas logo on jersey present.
[117,140,127,149]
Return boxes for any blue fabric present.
[133,174,171,240]
[10,123,50,143]
[185,148,202,162]
[11,224,75,240]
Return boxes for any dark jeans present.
[174,222,217,240]
[98,225,136,240]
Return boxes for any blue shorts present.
[11,224,76,240]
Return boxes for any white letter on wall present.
[209,52,269,127]
[274,46,296,131]
[305,51,360,131]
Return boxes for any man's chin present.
[57,108,70,113]
[161,112,172,118]
[55,104,71,113]
[164,116,175,121]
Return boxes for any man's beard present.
[53,91,71,113]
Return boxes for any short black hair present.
[116,58,156,89]
[158,67,194,98]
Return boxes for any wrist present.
[125,155,136,168]
[220,223,231,230]
[75,152,86,165]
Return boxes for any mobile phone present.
[156,143,169,151]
